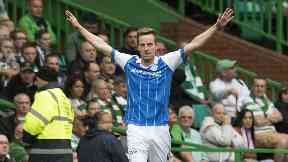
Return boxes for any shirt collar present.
[136,56,159,67]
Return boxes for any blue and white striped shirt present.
[112,48,184,126]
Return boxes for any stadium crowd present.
[0,0,288,162]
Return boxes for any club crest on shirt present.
[150,64,158,71]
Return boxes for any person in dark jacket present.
[275,87,288,134]
[77,112,128,162]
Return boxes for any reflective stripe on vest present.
[30,109,72,124]
[29,148,72,155]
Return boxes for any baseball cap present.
[216,59,237,73]
[20,65,34,73]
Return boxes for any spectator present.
[0,106,15,141]
[35,30,52,66]
[0,134,15,162]
[64,75,87,118]
[275,86,288,134]
[98,31,110,44]
[64,11,99,63]
[209,59,251,123]
[200,103,243,162]
[68,41,98,74]
[86,99,101,117]
[118,27,139,56]
[0,17,14,33]
[251,77,288,162]
[112,76,127,113]
[44,53,66,87]
[1,66,37,102]
[14,93,31,123]
[155,41,167,56]
[87,78,124,127]
[20,42,40,72]
[0,39,19,88]
[77,112,128,162]
[234,108,258,162]
[9,123,28,162]
[99,56,116,88]
[178,105,208,162]
[71,119,88,152]
[10,30,27,63]
[80,62,100,97]
[0,25,10,42]
[18,0,56,43]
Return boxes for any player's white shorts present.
[127,124,171,162]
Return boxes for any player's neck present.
[141,58,154,67]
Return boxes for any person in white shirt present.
[209,59,251,123]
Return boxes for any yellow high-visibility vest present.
[23,88,74,139]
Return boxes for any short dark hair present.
[21,42,37,53]
[124,27,138,38]
[81,12,99,24]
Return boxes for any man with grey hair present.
[14,93,31,122]
[0,134,15,162]
[178,105,208,162]
[209,59,251,124]
[200,103,243,162]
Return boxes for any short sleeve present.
[112,48,134,69]
[160,48,185,71]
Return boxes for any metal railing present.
[172,0,287,54]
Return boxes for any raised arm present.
[65,10,112,56]
[183,8,234,56]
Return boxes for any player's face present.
[138,34,156,64]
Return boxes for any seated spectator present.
[35,30,52,66]
[68,41,98,75]
[77,112,128,162]
[72,119,88,152]
[20,42,40,72]
[118,27,139,56]
[10,30,27,63]
[155,41,167,56]
[0,25,10,42]
[0,134,16,162]
[64,75,87,118]
[99,56,116,88]
[86,99,101,117]
[1,66,37,102]
[44,53,66,87]
[0,39,20,88]
[234,108,258,162]
[112,76,127,114]
[0,17,14,33]
[178,105,208,162]
[209,59,251,123]
[200,103,243,162]
[18,0,56,43]
[9,123,28,162]
[14,93,31,123]
[64,11,99,63]
[98,31,110,44]
[251,77,288,162]
[82,62,101,97]
[87,78,124,127]
[275,86,288,134]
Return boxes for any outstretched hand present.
[216,8,234,29]
[65,10,80,29]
